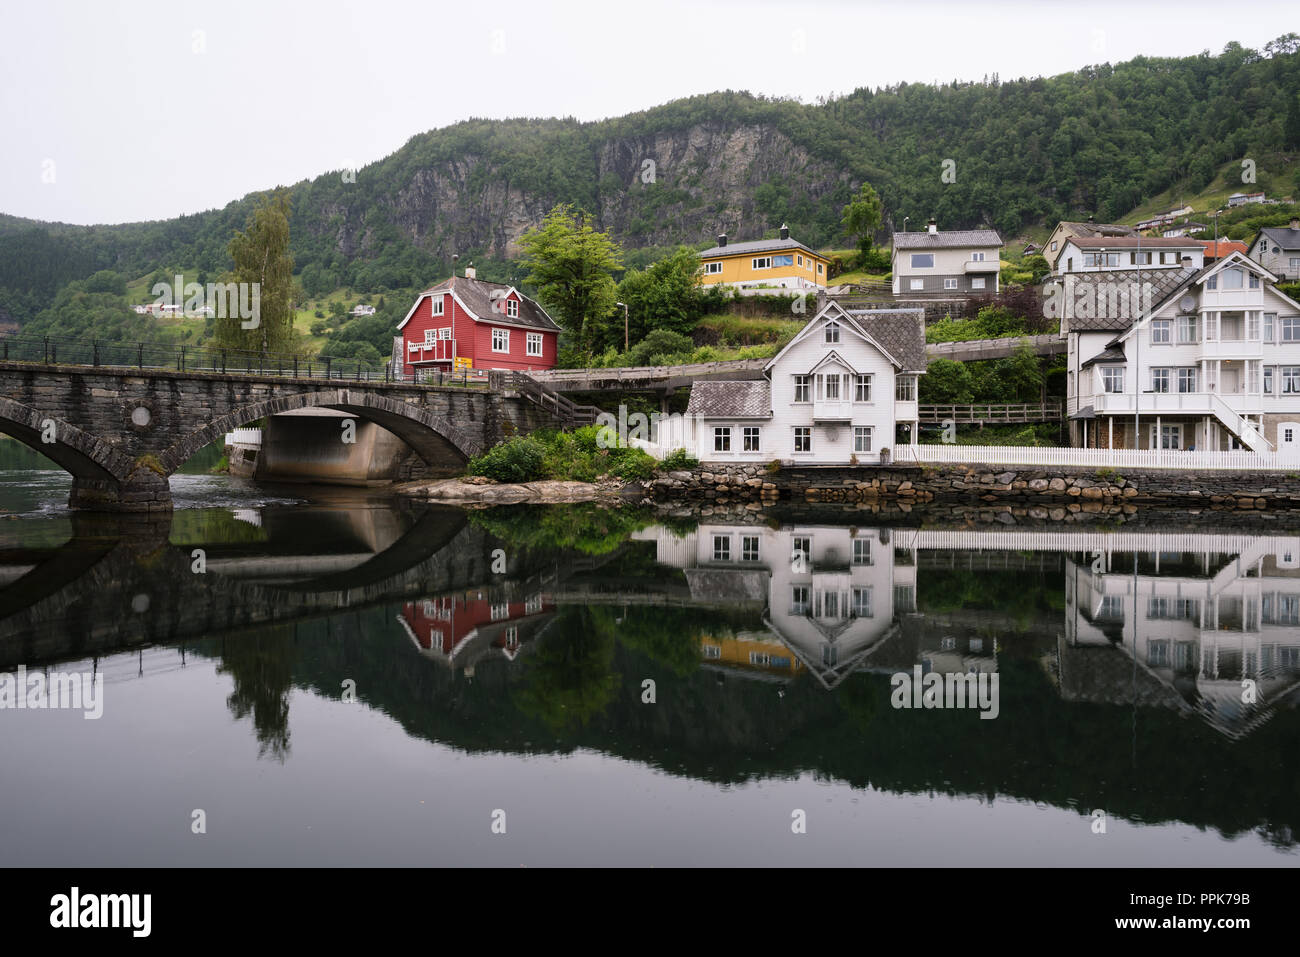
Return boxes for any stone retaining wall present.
[642,462,1300,510]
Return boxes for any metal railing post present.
[221,350,227,374]
[138,343,144,369]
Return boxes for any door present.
[1280,422,1300,458]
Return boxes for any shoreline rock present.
[396,477,634,505]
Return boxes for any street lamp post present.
[616,301,629,351]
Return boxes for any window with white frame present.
[743,426,761,452]
[825,321,840,344]
[1102,367,1124,393]
[741,536,760,562]
[702,643,721,659]
[1151,368,1171,392]
[797,255,804,267]
[971,251,986,262]
[424,329,436,345]
[944,278,958,290]
[853,426,872,453]
[1177,315,1198,343]
[1177,368,1197,393]
[526,332,543,356]
[852,538,871,566]
[504,626,519,648]
[792,537,811,571]
[1051,241,1058,251]
[854,374,872,402]
[911,253,934,268]
[1264,366,1275,394]
[791,586,810,615]
[821,373,841,400]
[1204,313,1218,340]
[431,296,445,316]
[1250,273,1261,289]
[910,279,924,291]
[506,299,519,318]
[1282,318,1300,342]
[1150,320,1172,344]
[971,277,986,289]
[713,427,731,453]
[439,327,451,339]
[793,375,811,402]
[1247,313,1259,340]
[852,587,873,619]
[817,263,823,275]
[896,376,916,401]
[793,427,812,453]
[752,257,772,270]
[1207,274,1218,290]
[491,328,509,352]
[704,261,723,274]
[1283,367,1300,394]
[712,535,731,561]
[1265,313,1277,342]
[1222,268,1244,289]
[525,594,542,615]
[490,603,509,620]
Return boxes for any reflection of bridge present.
[0,507,546,667]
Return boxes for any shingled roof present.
[844,307,927,373]
[697,237,820,258]
[685,380,771,418]
[413,276,560,332]
[892,228,1002,250]
[1257,226,1300,250]
[1049,268,1193,332]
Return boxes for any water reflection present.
[2,499,1299,855]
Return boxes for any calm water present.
[1,452,1298,866]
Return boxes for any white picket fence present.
[224,427,262,448]
[895,444,1300,471]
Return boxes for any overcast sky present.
[1,0,1294,226]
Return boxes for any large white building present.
[1058,250,1300,452]
[891,220,1002,297]
[1052,236,1204,276]
[651,301,926,463]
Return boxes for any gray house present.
[1248,219,1300,281]
[891,220,1002,297]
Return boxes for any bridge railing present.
[0,333,493,389]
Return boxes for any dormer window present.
[506,298,519,318]
[824,321,840,344]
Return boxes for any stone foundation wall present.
[642,462,1300,510]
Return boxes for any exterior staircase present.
[496,371,600,428]
[1209,395,1274,452]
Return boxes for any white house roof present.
[685,380,771,418]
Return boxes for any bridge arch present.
[160,388,486,475]
[0,397,134,482]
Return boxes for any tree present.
[615,246,705,343]
[519,205,623,353]
[1285,92,1300,151]
[841,182,883,265]
[919,358,974,404]
[216,191,295,354]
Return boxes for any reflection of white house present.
[653,301,926,464]
[633,523,916,688]
[1059,250,1300,452]
[1063,536,1300,738]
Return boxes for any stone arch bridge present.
[0,362,560,511]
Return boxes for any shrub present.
[661,448,699,470]
[766,459,782,474]
[611,450,658,481]
[467,437,546,482]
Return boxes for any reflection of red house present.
[396,267,560,376]
[397,590,554,668]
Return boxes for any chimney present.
[465,262,476,280]
[779,223,790,241]
[1182,255,1196,274]
[717,233,727,248]
[927,218,937,235]
[1291,217,1299,231]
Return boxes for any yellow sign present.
[453,357,472,371]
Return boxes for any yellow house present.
[699,224,830,293]
[699,632,804,678]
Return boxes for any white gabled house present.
[1060,250,1300,453]
[653,302,926,463]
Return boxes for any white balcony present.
[812,399,852,421]
[964,260,1000,274]
[1091,391,1258,416]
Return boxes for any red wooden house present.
[395,267,561,376]
[396,590,554,669]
